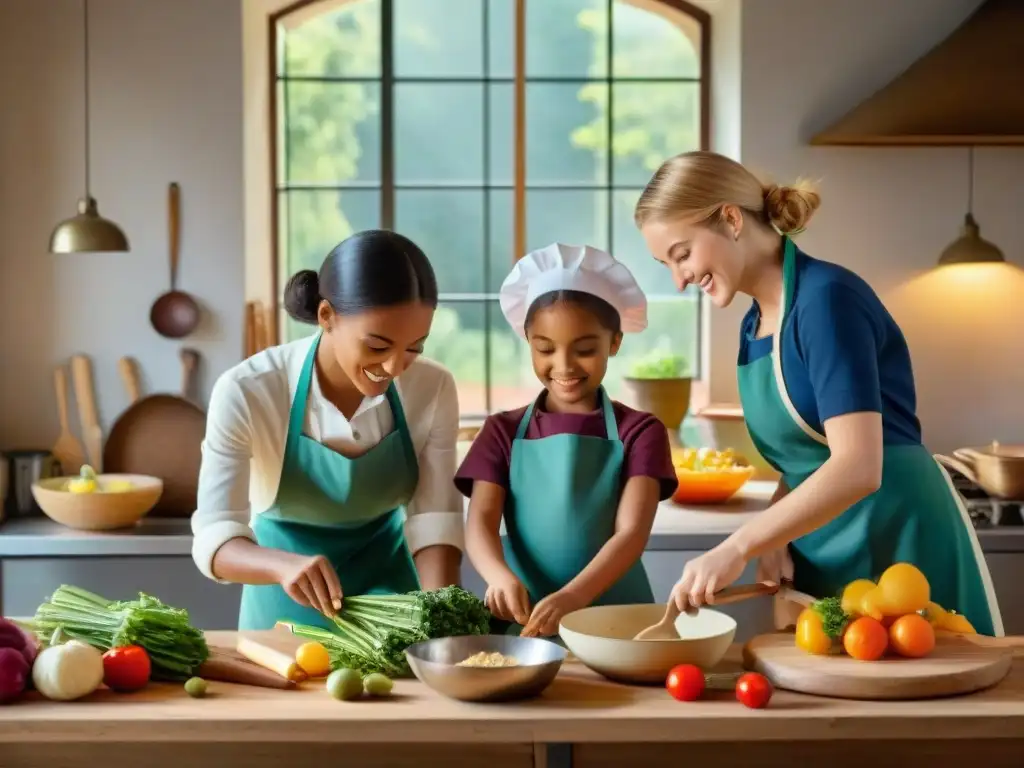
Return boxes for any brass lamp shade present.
[937,213,1005,266]
[49,196,129,254]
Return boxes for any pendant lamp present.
[937,147,1004,266]
[48,0,129,254]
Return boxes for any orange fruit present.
[889,614,936,658]
[843,616,888,661]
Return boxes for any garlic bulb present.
[32,639,104,701]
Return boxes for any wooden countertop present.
[1,632,1022,745]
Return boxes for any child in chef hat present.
[455,243,677,637]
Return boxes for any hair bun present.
[763,180,821,235]
[283,269,322,325]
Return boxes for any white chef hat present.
[499,243,648,338]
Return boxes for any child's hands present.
[484,573,531,625]
[521,589,583,637]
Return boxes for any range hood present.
[811,0,1024,146]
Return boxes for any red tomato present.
[665,664,705,702]
[735,672,772,709]
[102,645,152,692]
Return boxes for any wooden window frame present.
[268,0,712,415]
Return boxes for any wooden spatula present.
[51,365,85,475]
[633,581,781,640]
[180,348,199,404]
[118,357,141,405]
[70,354,103,472]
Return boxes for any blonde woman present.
[635,150,1002,636]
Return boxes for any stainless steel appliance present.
[2,449,62,520]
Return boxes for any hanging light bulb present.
[49,0,129,254]
[937,148,1004,267]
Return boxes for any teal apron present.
[737,238,1003,637]
[238,335,421,630]
[498,388,654,634]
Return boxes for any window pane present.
[611,82,700,187]
[279,0,381,78]
[422,302,488,415]
[605,296,701,399]
[527,0,609,78]
[281,304,317,344]
[487,189,610,292]
[488,83,611,186]
[394,84,484,185]
[487,302,541,413]
[279,189,381,278]
[611,188,700,298]
[486,0,514,79]
[395,190,484,294]
[280,81,381,186]
[611,1,701,79]
[393,0,483,78]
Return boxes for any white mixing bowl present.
[559,603,737,684]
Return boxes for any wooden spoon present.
[51,365,85,475]
[633,581,781,640]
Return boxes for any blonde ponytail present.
[634,151,821,236]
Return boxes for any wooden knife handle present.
[70,355,99,427]
[118,357,141,404]
[710,581,780,606]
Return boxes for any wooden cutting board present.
[742,632,1014,700]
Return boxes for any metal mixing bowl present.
[405,634,566,702]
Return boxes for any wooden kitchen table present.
[1,632,1022,768]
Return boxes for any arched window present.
[272,0,709,416]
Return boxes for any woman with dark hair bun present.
[192,230,465,631]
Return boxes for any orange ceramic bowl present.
[671,465,756,505]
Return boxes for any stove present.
[947,469,1024,529]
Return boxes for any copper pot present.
[935,442,1024,500]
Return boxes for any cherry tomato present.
[665,664,705,702]
[735,672,772,709]
[102,645,151,692]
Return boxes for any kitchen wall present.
[1,0,1020,456]
[722,0,1024,453]
[0,0,243,449]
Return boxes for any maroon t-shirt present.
[455,395,678,500]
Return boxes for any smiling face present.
[319,300,435,398]
[640,206,749,308]
[526,299,622,412]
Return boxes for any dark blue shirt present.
[738,247,922,445]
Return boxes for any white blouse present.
[191,334,465,581]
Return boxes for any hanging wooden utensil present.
[70,355,103,472]
[118,356,141,405]
[150,182,199,339]
[51,364,86,475]
[103,351,206,516]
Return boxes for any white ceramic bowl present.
[559,604,737,684]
